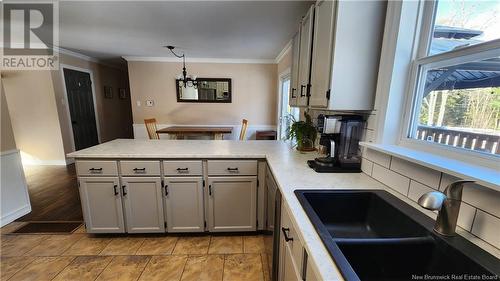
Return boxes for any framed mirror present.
[176,78,232,103]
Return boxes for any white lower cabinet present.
[207,176,257,232]
[279,205,307,281]
[121,177,165,233]
[163,177,205,232]
[282,242,302,281]
[305,258,321,281]
[78,177,125,233]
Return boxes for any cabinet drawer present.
[120,161,160,176]
[163,161,203,176]
[207,160,257,176]
[76,160,118,176]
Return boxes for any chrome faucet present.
[417,180,474,236]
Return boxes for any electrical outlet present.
[136,100,141,107]
[146,100,154,107]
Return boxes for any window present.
[278,73,299,140]
[408,0,500,157]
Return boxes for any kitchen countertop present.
[68,139,500,280]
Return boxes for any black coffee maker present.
[308,114,364,173]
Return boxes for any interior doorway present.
[63,67,100,151]
[278,70,300,140]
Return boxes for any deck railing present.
[415,125,500,155]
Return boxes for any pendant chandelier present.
[165,45,198,88]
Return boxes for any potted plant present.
[286,111,317,151]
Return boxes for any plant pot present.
[297,146,316,152]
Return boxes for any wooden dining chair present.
[144,118,159,139]
[239,119,248,140]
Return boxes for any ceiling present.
[58,1,311,65]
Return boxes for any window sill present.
[359,142,500,191]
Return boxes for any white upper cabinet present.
[297,4,315,107]
[309,0,336,107]
[290,31,301,107]
[309,0,386,110]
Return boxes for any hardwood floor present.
[17,164,83,222]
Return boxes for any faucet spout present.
[443,180,475,201]
[417,180,474,236]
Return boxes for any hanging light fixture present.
[165,45,197,88]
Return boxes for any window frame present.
[399,0,500,167]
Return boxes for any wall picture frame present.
[104,86,113,99]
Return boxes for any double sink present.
[295,190,500,280]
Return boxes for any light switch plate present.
[146,100,154,107]
[136,100,141,107]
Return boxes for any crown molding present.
[122,56,276,64]
[0,43,123,70]
[274,39,292,63]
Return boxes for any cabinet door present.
[281,242,302,281]
[266,170,277,231]
[297,4,314,107]
[306,258,321,281]
[207,176,257,232]
[121,177,165,233]
[78,177,125,233]
[309,0,336,108]
[290,31,300,107]
[164,177,204,233]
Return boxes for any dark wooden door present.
[64,68,99,150]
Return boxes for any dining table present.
[156,126,233,140]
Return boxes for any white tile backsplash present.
[372,164,410,196]
[364,149,391,168]
[463,183,500,218]
[457,203,477,232]
[361,158,373,176]
[440,174,500,218]
[390,157,441,189]
[361,153,500,251]
[471,210,500,248]
[439,173,461,191]
[407,180,434,202]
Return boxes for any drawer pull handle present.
[122,185,127,196]
[281,227,293,242]
[176,168,189,172]
[89,168,103,173]
[209,185,212,196]
[227,167,239,172]
[133,168,146,172]
[165,185,169,196]
[113,185,119,196]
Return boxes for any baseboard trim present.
[0,205,31,227]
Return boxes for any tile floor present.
[0,222,272,281]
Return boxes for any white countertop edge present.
[360,142,500,191]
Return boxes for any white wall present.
[0,87,31,226]
[0,150,31,227]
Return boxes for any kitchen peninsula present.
[67,139,500,280]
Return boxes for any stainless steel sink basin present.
[295,190,500,281]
